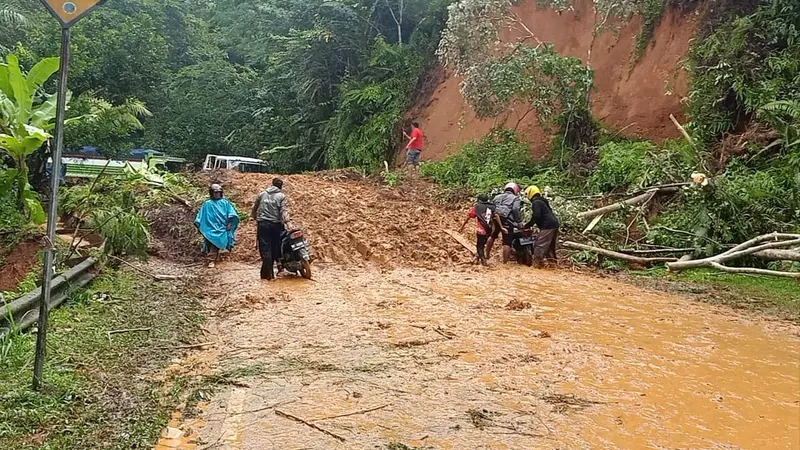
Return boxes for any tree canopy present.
[0,0,451,172]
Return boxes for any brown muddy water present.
[157,263,800,449]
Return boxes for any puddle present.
[166,263,799,449]
[155,410,204,450]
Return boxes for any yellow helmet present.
[524,185,540,200]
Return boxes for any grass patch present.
[628,267,800,321]
[0,266,204,449]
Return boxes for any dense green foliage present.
[420,129,536,193]
[687,0,800,143]
[325,39,423,169]
[1,0,451,172]
[0,54,61,223]
[588,140,696,192]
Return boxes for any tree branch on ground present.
[563,241,679,265]
[667,233,800,275]
[577,187,679,221]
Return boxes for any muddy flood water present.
[157,262,800,450]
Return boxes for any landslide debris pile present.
[219,170,473,269]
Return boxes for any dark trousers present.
[476,234,489,264]
[533,228,559,262]
[257,221,284,279]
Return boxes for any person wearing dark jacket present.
[488,182,521,263]
[251,178,289,280]
[524,186,560,268]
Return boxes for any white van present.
[202,154,269,173]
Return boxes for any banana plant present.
[0,54,62,223]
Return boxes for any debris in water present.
[467,408,500,430]
[532,330,551,338]
[542,394,603,414]
[506,299,532,310]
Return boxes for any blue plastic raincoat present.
[194,198,239,251]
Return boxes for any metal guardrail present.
[0,258,97,336]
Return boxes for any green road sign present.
[40,0,107,28]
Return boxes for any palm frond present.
[0,5,28,28]
[759,100,800,122]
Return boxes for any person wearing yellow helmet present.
[525,185,560,268]
[524,185,540,199]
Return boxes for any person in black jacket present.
[524,186,560,268]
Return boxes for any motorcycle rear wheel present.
[522,248,533,267]
[299,260,312,279]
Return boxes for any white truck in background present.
[202,154,270,173]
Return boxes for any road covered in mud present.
[154,173,799,449]
[158,261,799,449]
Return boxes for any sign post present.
[33,0,107,391]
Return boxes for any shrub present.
[588,139,697,193]
[588,141,652,192]
[687,0,800,143]
[648,154,799,253]
[420,129,534,194]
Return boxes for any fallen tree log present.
[718,232,799,257]
[666,232,800,276]
[667,237,800,271]
[563,241,678,265]
[752,248,800,261]
[577,187,679,221]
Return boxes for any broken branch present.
[718,232,799,258]
[157,342,214,350]
[107,327,151,344]
[622,247,697,255]
[577,188,679,220]
[275,409,346,442]
[708,262,800,279]
[316,403,390,421]
[667,236,800,271]
[752,248,800,261]
[563,241,678,265]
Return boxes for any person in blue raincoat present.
[194,184,239,268]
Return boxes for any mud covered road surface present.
[157,260,800,450]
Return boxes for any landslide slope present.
[409,0,699,162]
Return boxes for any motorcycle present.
[279,227,313,279]
[510,226,534,266]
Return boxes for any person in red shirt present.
[458,193,505,266]
[404,122,423,167]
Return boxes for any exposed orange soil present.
[219,171,474,270]
[407,0,698,163]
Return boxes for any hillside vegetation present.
[422,0,799,270]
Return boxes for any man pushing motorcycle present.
[486,182,523,264]
[251,178,290,280]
